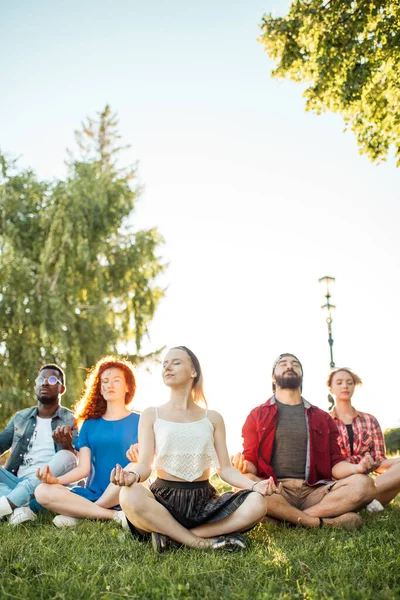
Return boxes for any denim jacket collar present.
[28,404,65,420]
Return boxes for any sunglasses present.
[36,376,63,386]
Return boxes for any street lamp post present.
[319,276,336,369]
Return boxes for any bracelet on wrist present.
[251,480,259,491]
[128,470,141,483]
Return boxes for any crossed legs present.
[0,450,77,513]
[35,484,118,520]
[34,461,141,519]
[119,484,266,549]
[303,474,375,519]
[251,474,375,527]
[374,460,400,506]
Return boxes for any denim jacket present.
[0,405,78,475]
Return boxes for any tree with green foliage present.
[259,1,400,164]
[384,427,400,455]
[0,106,166,425]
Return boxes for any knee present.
[35,483,55,506]
[56,449,77,468]
[247,491,268,518]
[120,485,146,516]
[351,474,376,504]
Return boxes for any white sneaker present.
[113,510,128,529]
[366,499,384,513]
[9,506,37,526]
[0,496,13,519]
[53,515,82,528]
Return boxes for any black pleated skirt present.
[126,477,254,539]
[151,477,252,529]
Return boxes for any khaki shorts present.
[279,478,336,510]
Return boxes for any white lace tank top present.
[153,408,220,482]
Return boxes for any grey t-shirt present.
[270,400,308,479]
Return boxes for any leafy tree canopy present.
[260,1,400,164]
[0,106,166,425]
[384,427,400,455]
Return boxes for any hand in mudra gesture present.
[110,463,138,487]
[252,477,282,496]
[356,452,381,474]
[126,443,139,463]
[36,465,59,485]
[230,452,250,474]
[52,425,72,447]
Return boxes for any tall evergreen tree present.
[0,107,165,424]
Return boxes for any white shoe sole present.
[53,515,82,528]
[9,513,37,526]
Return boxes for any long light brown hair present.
[172,346,207,407]
[74,356,136,425]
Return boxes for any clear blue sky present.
[1,0,399,448]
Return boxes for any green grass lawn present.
[1,495,399,600]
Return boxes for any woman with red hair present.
[35,356,139,527]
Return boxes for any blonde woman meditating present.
[35,356,140,527]
[111,346,280,552]
[328,367,400,512]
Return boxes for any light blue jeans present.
[0,450,77,511]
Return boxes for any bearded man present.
[233,353,376,529]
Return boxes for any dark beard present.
[37,394,58,405]
[275,374,303,390]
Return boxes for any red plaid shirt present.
[242,396,343,485]
[330,408,386,466]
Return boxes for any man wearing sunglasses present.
[0,364,78,525]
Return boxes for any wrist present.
[251,480,259,491]
[58,443,74,452]
[128,470,141,483]
[251,480,265,496]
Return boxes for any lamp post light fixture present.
[319,276,336,369]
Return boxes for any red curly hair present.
[74,356,137,425]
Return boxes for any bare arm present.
[37,447,91,485]
[212,411,279,495]
[332,453,380,480]
[111,408,155,486]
